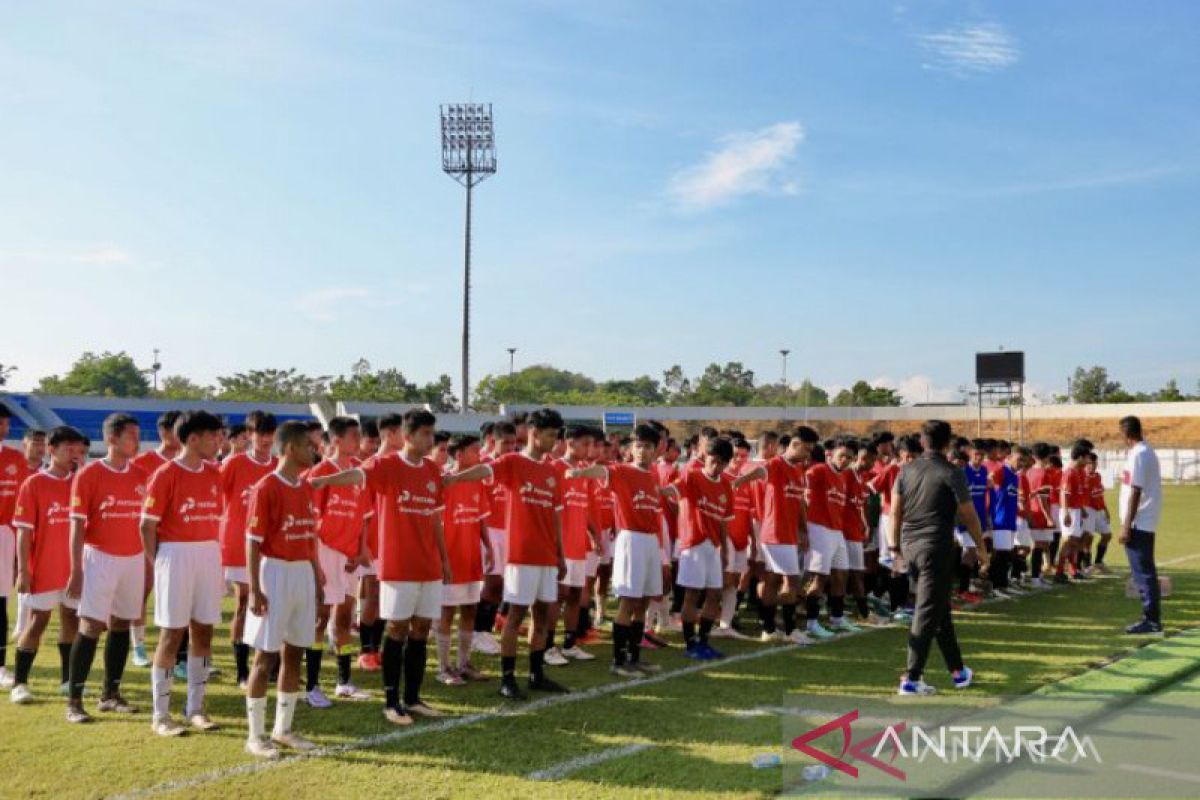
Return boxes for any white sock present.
[185,655,209,717]
[247,695,267,740]
[457,628,472,671]
[807,619,822,633]
[435,631,452,672]
[151,667,173,719]
[720,586,737,627]
[132,625,146,646]
[273,691,298,737]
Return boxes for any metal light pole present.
[441,103,497,413]
[779,349,790,411]
[507,347,517,377]
[151,348,162,392]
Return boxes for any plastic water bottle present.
[803,764,831,782]
[751,753,782,769]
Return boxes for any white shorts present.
[992,529,1015,551]
[0,525,14,593]
[761,542,800,577]
[846,541,865,572]
[805,524,849,575]
[612,530,663,599]
[584,550,599,578]
[561,558,589,588]
[224,566,249,585]
[318,543,354,607]
[154,540,223,629]
[677,540,723,590]
[723,540,749,576]
[1060,509,1084,539]
[1031,528,1055,545]
[955,530,977,549]
[598,529,614,565]
[1081,511,1097,535]
[486,528,507,576]
[1050,504,1061,531]
[80,545,145,622]
[504,564,559,605]
[442,580,483,607]
[1015,520,1034,549]
[356,559,377,578]
[877,516,895,567]
[381,580,441,621]
[243,557,316,652]
[25,589,79,612]
[660,531,673,567]
[1094,513,1111,535]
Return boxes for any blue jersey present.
[964,464,990,526]
[989,465,1020,531]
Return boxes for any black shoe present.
[499,679,527,700]
[1053,573,1071,585]
[528,675,570,694]
[1124,620,1163,635]
[643,631,669,648]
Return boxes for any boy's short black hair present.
[706,436,734,463]
[448,434,479,457]
[510,411,529,426]
[633,423,661,447]
[1085,451,1098,463]
[1070,442,1091,461]
[921,420,953,452]
[48,425,86,447]
[759,431,779,445]
[102,412,139,440]
[1032,442,1053,460]
[1120,415,1143,439]
[434,430,452,445]
[480,421,495,438]
[23,428,46,441]
[305,419,324,434]
[732,437,751,451]
[245,410,278,434]
[861,441,879,457]
[1074,438,1094,452]
[403,409,437,434]
[699,426,719,440]
[794,426,820,444]
[328,416,360,438]
[493,421,517,437]
[809,444,826,464]
[528,408,565,432]
[175,410,223,441]
[361,418,380,439]
[565,424,594,441]
[228,423,248,438]
[157,410,183,432]
[378,413,404,432]
[778,434,792,448]
[970,438,987,451]
[834,435,859,454]
[1049,454,1064,468]
[0,403,12,420]
[275,420,310,451]
[873,431,895,444]
[898,434,924,455]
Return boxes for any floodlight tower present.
[440,103,497,413]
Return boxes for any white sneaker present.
[472,631,501,656]
[561,645,595,661]
[898,678,937,696]
[435,668,466,686]
[786,630,813,645]
[334,683,371,701]
[245,736,280,759]
[189,712,219,731]
[715,625,752,641]
[760,630,786,643]
[271,731,317,751]
[305,688,333,709]
[544,647,570,667]
[10,684,33,704]
[0,667,14,690]
[152,715,188,737]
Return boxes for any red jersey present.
[842,468,869,543]
[1018,469,1031,519]
[142,459,222,543]
[12,470,73,593]
[589,460,616,532]
[1024,466,1054,528]
[245,472,318,562]
[1062,466,1088,510]
[219,451,277,567]
[308,457,370,559]
[487,452,563,567]
[1046,467,1063,505]
[805,462,846,532]
[0,445,34,526]
[481,453,508,532]
[362,453,445,582]
[758,456,805,545]
[655,459,681,544]
[673,468,734,549]
[442,479,489,584]
[727,462,757,550]
[868,462,900,513]
[1087,471,1107,511]
[70,459,148,556]
[554,459,595,561]
[603,462,662,534]
[131,449,170,477]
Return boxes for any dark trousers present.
[903,540,964,681]
[1124,528,1161,624]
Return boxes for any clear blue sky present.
[2,1,1198,404]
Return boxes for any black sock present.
[759,604,777,634]
[611,623,629,666]
[577,606,591,637]
[234,641,251,682]
[699,617,713,645]
[337,653,352,685]
[830,596,845,619]
[501,654,517,680]
[806,595,821,621]
[529,648,545,682]
[103,629,130,696]
[15,647,36,685]
[563,629,577,650]
[0,601,7,667]
[1049,532,1062,564]
[1032,549,1044,578]
[628,621,644,664]
[371,620,386,651]
[402,638,427,706]
[473,601,491,633]
[856,597,870,618]
[889,575,908,609]
[359,621,375,654]
[57,642,71,685]
[68,634,99,701]
[176,630,188,665]
[670,581,685,615]
[682,620,696,645]
[381,635,404,709]
[780,603,796,634]
[1096,542,1108,565]
[305,647,323,692]
[957,561,972,592]
[546,629,556,651]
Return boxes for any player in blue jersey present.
[988,450,1022,596]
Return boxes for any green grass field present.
[3,487,1198,799]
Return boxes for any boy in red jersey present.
[1023,443,1056,588]
[714,438,755,639]
[588,431,617,629]
[60,415,147,721]
[803,437,858,638]
[845,440,888,626]
[548,425,600,665]
[437,435,493,685]
[306,416,372,705]
[218,410,278,688]
[140,410,226,736]
[733,427,819,644]
[1054,442,1091,583]
[0,405,36,688]
[354,414,402,671]
[1085,452,1112,573]
[10,426,85,704]
[472,420,518,656]
[311,409,451,724]
[243,420,323,758]
[448,409,569,698]
[568,423,666,677]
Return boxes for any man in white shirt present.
[1118,416,1163,634]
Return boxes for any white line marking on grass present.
[1118,763,1200,784]
[1160,552,1200,567]
[527,743,653,781]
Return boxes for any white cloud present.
[667,122,805,212]
[870,374,963,405]
[918,22,1019,76]
[294,287,370,323]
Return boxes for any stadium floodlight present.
[441,103,497,413]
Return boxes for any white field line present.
[1159,551,1200,567]
[1117,763,1200,785]
[526,743,653,781]
[110,580,1096,800]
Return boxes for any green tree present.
[1069,366,1123,403]
[0,364,14,387]
[689,362,756,406]
[661,365,692,404]
[214,368,329,402]
[595,376,665,406]
[157,375,212,400]
[473,365,597,409]
[1152,378,1187,402]
[750,378,830,407]
[37,351,151,397]
[832,380,902,407]
[414,375,459,413]
[328,365,419,403]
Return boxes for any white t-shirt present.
[1119,441,1162,533]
